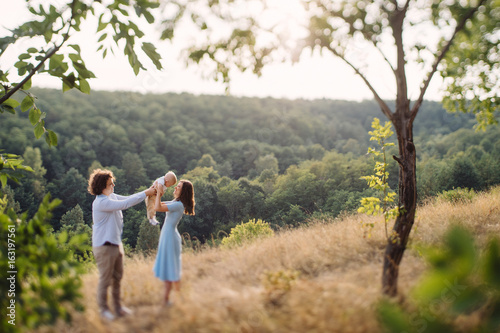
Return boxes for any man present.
[87,168,156,321]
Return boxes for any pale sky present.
[1,1,444,102]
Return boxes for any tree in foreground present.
[157,0,498,295]
[0,1,163,329]
[0,195,87,332]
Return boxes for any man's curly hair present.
[88,169,114,195]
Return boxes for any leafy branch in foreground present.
[0,151,33,188]
[0,0,163,146]
[0,0,163,184]
[379,225,500,333]
[0,194,88,332]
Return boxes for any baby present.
[145,171,177,225]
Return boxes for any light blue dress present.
[153,200,184,281]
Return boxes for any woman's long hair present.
[176,180,195,215]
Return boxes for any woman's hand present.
[155,182,165,196]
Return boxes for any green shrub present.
[221,218,274,248]
[437,187,476,204]
[136,219,160,254]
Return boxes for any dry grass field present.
[36,187,500,333]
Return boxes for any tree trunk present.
[382,108,417,296]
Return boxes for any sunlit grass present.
[36,186,500,333]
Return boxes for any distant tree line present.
[2,88,499,248]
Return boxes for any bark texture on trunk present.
[379,1,417,297]
[382,109,417,297]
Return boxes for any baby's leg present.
[146,196,156,219]
[145,195,159,225]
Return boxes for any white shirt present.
[92,191,147,247]
[154,176,168,191]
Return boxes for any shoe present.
[117,306,133,317]
[149,218,159,225]
[100,309,116,321]
[162,301,173,308]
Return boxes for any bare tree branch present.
[326,44,393,120]
[392,155,403,166]
[391,0,411,111]
[370,39,395,74]
[410,0,488,122]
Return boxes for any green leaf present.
[483,239,500,288]
[446,226,476,274]
[78,78,90,94]
[141,42,162,70]
[46,130,58,147]
[19,53,31,60]
[18,165,33,172]
[34,121,45,139]
[27,47,38,53]
[58,231,68,244]
[161,28,174,40]
[21,95,34,112]
[62,81,71,92]
[451,287,487,314]
[14,60,28,69]
[377,300,412,333]
[29,107,41,125]
[98,33,107,42]
[62,73,76,92]
[133,62,141,75]
[49,54,65,70]
[2,154,19,158]
[0,104,17,114]
[143,11,154,24]
[2,98,20,109]
[44,29,53,43]
[44,133,51,146]
[68,53,82,63]
[73,62,96,79]
[0,174,7,188]
[69,44,81,53]
[22,78,32,90]
[97,13,105,30]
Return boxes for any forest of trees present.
[2,88,500,249]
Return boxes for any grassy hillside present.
[38,187,500,333]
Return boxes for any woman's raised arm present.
[155,183,169,212]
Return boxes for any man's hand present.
[145,187,156,196]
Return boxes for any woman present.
[153,179,195,306]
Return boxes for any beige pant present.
[93,244,124,313]
[145,195,156,220]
